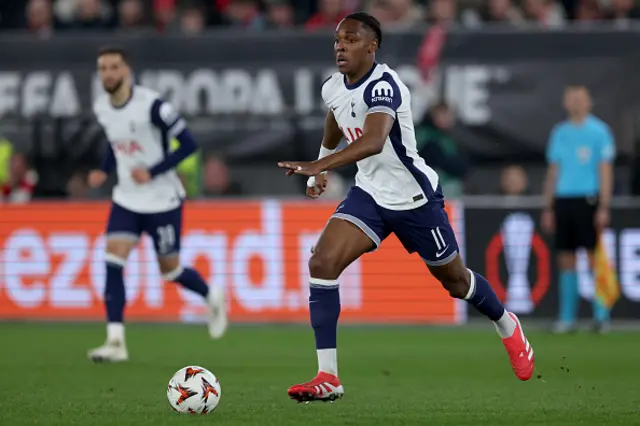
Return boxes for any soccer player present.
[542,85,615,334]
[278,13,535,402]
[87,47,228,362]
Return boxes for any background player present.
[87,47,227,362]
[278,13,534,402]
[542,85,615,334]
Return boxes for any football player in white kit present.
[87,47,228,362]
[278,13,535,402]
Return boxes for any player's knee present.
[158,255,181,277]
[105,252,127,269]
[308,250,342,280]
[106,238,135,259]
[439,267,470,300]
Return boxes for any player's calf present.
[427,255,534,380]
[89,252,129,363]
[159,256,227,339]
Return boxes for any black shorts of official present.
[553,196,599,252]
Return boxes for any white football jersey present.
[93,85,186,213]
[322,63,440,211]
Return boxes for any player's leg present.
[288,187,387,402]
[389,201,534,381]
[553,199,580,334]
[147,204,227,339]
[88,203,140,363]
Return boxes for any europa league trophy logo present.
[501,213,534,313]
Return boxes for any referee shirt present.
[546,114,615,197]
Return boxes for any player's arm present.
[321,109,344,152]
[598,126,615,211]
[315,74,400,172]
[101,142,116,174]
[147,100,198,178]
[315,112,392,172]
[595,125,615,230]
[88,107,114,188]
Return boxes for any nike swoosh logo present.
[435,246,449,258]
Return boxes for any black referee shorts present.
[553,196,599,252]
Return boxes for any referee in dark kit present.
[541,85,615,334]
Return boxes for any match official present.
[541,85,615,334]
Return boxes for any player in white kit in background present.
[279,13,535,403]
[87,47,227,363]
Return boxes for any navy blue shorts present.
[332,186,459,266]
[106,202,183,256]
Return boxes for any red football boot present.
[288,372,344,403]
[502,312,535,381]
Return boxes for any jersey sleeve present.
[150,99,187,138]
[598,123,615,162]
[363,72,402,117]
[546,126,561,164]
[320,75,334,107]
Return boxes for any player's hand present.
[278,161,324,177]
[541,208,555,234]
[88,170,107,188]
[594,207,610,231]
[131,168,151,184]
[306,174,328,199]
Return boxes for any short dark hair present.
[97,46,129,64]
[343,12,382,49]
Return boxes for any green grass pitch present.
[0,323,638,426]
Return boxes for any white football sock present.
[317,348,338,377]
[107,322,125,344]
[493,310,517,338]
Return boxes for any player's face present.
[334,19,376,75]
[97,53,129,94]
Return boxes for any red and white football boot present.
[502,312,535,381]
[287,372,344,403]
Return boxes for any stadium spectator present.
[0,152,38,203]
[180,4,206,34]
[26,0,55,38]
[265,0,295,29]
[523,0,566,27]
[463,0,525,27]
[574,0,603,22]
[305,0,350,30]
[383,0,425,29]
[427,0,458,26]
[202,154,243,197]
[500,164,529,196]
[118,0,145,29]
[604,0,640,27]
[71,0,112,30]
[368,0,397,25]
[415,102,469,199]
[221,0,266,29]
[0,137,13,187]
[153,0,177,32]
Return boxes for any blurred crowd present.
[1,0,640,38]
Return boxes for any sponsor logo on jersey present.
[371,81,394,104]
[113,140,144,155]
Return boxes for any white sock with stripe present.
[493,310,517,338]
[317,348,338,377]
